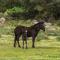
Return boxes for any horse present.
[14,21,45,48]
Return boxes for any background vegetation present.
[0,0,60,21]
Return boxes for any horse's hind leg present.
[22,35,26,48]
[14,35,21,48]
[17,35,21,47]
[14,40,16,47]
[32,34,35,48]
[32,37,35,48]
[22,40,24,48]
[17,38,21,47]
[25,39,27,49]
[22,39,27,49]
[22,31,28,49]
[14,36,17,47]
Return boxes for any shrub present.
[4,7,25,19]
[36,31,47,41]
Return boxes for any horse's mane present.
[30,21,44,28]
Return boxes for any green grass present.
[0,35,60,60]
[0,20,60,60]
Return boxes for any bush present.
[36,31,47,41]
[4,7,25,19]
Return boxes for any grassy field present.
[0,20,60,60]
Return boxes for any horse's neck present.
[33,24,41,36]
[35,27,40,32]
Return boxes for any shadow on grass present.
[35,46,60,49]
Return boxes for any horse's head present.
[33,20,45,32]
[38,21,45,32]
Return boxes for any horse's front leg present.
[25,31,28,49]
[32,34,36,48]
[32,31,36,48]
[32,37,35,48]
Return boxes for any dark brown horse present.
[14,21,45,48]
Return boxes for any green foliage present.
[47,2,60,20]
[5,7,25,19]
[36,31,45,41]
[0,0,60,21]
[7,7,25,13]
